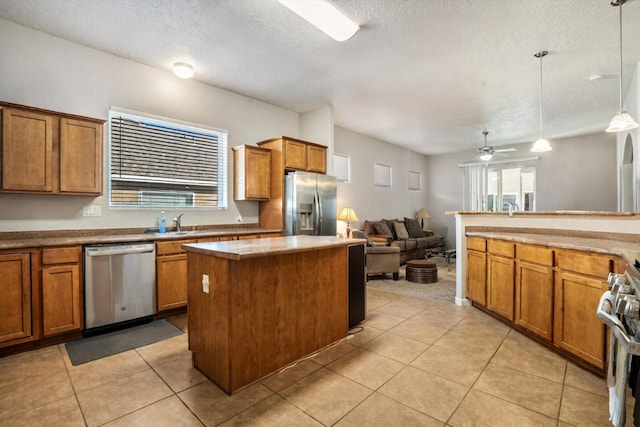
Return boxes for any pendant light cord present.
[618,0,624,112]
[539,54,543,139]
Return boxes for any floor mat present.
[65,319,183,366]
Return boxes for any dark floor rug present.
[366,258,457,303]
[65,319,183,366]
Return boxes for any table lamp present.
[416,208,430,229]
[337,207,359,238]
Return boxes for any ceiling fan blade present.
[494,148,516,153]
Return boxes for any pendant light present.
[606,0,639,133]
[531,51,552,152]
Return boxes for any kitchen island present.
[183,235,365,395]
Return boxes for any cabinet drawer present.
[156,239,196,256]
[556,250,612,279]
[517,243,553,266]
[467,237,486,252]
[487,240,514,258]
[42,246,81,265]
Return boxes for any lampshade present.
[607,0,639,132]
[172,62,194,79]
[531,138,552,153]
[278,0,359,42]
[337,207,358,222]
[606,111,639,133]
[415,208,430,219]
[480,154,493,161]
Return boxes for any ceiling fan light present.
[278,0,359,41]
[531,138,552,152]
[480,153,493,161]
[172,62,194,79]
[606,111,639,133]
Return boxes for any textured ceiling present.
[1,0,640,155]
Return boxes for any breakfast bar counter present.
[183,236,365,394]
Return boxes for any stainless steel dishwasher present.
[84,242,156,331]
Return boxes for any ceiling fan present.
[475,130,516,161]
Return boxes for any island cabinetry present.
[1,103,103,195]
[514,243,554,340]
[41,246,83,336]
[156,239,196,311]
[186,237,351,394]
[257,136,327,229]
[232,145,271,201]
[0,250,36,346]
[466,237,487,305]
[486,240,515,321]
[554,249,613,369]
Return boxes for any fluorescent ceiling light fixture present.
[606,0,639,132]
[278,0,359,41]
[173,62,194,79]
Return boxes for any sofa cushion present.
[391,239,418,251]
[414,235,442,248]
[393,222,410,239]
[363,220,376,235]
[373,221,393,237]
[383,219,403,240]
[404,217,426,238]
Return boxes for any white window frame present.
[334,153,351,182]
[408,171,421,191]
[374,163,392,188]
[108,107,228,209]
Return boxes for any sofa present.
[360,218,443,265]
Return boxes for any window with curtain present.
[408,171,421,191]
[109,109,228,208]
[334,153,351,182]
[374,163,392,188]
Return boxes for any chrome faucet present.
[173,214,184,232]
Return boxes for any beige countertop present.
[183,235,366,260]
[0,227,281,250]
[465,231,640,260]
[448,211,637,217]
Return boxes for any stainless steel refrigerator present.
[284,171,337,236]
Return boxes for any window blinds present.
[109,110,227,208]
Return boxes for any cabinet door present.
[42,264,82,336]
[1,108,53,192]
[554,271,607,369]
[245,148,271,199]
[59,118,103,194]
[487,254,515,320]
[283,139,307,170]
[515,260,553,340]
[307,145,326,174]
[0,253,32,344]
[157,254,188,311]
[466,249,486,305]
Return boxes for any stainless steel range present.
[597,258,640,427]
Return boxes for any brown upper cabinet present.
[232,144,271,201]
[258,136,327,174]
[0,103,104,195]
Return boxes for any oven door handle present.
[597,291,640,355]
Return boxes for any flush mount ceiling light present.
[172,62,194,79]
[278,0,359,42]
[531,51,552,152]
[606,0,639,133]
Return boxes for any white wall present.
[333,126,429,236]
[301,106,335,175]
[0,19,306,232]
[428,131,618,248]
[616,62,639,212]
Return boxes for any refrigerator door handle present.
[317,191,323,235]
[313,190,320,235]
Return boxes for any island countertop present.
[183,235,366,260]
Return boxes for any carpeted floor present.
[365,257,456,303]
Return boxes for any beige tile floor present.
[0,288,635,426]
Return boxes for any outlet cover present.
[82,205,102,217]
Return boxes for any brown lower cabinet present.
[156,239,197,311]
[41,246,83,336]
[0,252,33,345]
[466,238,615,371]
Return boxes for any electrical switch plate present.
[82,205,102,217]
[202,274,210,294]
